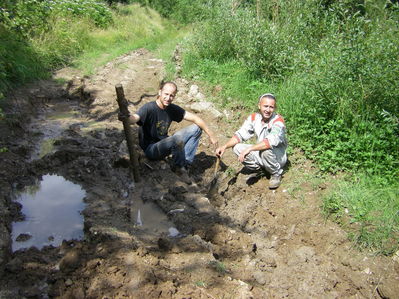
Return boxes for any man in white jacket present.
[215,93,288,189]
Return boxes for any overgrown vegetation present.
[0,0,175,97]
[178,0,399,179]
[0,0,112,98]
[137,0,399,253]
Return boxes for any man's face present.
[158,83,177,108]
[258,97,276,121]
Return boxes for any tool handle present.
[213,156,220,177]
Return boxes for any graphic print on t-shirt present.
[156,120,168,136]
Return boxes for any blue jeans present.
[144,124,202,167]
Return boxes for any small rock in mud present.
[253,270,268,285]
[59,249,81,272]
[294,246,315,263]
[9,201,24,221]
[394,261,399,275]
[65,278,73,286]
[16,233,32,242]
[169,184,188,196]
[188,85,199,97]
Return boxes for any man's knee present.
[172,135,185,150]
[232,144,239,156]
[260,149,274,160]
[189,124,202,137]
[260,149,287,174]
[233,143,247,156]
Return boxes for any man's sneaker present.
[269,174,282,189]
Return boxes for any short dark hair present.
[159,80,178,93]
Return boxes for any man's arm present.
[119,111,140,124]
[184,111,217,145]
[215,135,240,157]
[236,141,270,162]
[215,113,256,157]
[128,113,140,124]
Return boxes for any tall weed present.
[31,16,95,68]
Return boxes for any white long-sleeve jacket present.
[234,112,287,151]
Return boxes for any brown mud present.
[0,48,398,298]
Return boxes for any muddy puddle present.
[131,195,182,242]
[29,102,85,160]
[12,174,86,251]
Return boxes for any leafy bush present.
[31,16,95,68]
[1,0,113,37]
[0,2,175,96]
[51,0,113,28]
[0,24,48,93]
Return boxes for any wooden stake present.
[115,84,140,182]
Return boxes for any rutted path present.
[0,48,398,298]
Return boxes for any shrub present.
[0,24,48,94]
[1,0,113,38]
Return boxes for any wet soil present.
[0,48,398,298]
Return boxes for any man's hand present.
[238,147,251,163]
[118,112,130,122]
[209,135,218,147]
[215,145,226,157]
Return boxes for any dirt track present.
[0,48,398,298]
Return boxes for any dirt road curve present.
[0,49,398,298]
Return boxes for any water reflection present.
[12,174,86,251]
[132,198,181,238]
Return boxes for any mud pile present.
[0,49,398,298]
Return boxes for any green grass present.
[72,4,179,75]
[154,24,191,81]
[209,260,228,274]
[182,55,272,111]
[195,280,206,288]
[323,174,399,255]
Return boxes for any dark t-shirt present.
[136,101,185,151]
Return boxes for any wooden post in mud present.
[115,84,140,183]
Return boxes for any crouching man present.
[215,93,287,189]
[120,81,217,180]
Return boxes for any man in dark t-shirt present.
[122,81,217,177]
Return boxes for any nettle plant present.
[50,0,113,28]
[1,0,113,36]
